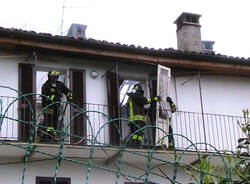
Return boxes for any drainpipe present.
[116,62,119,107]
[198,71,207,151]
[173,76,179,109]
[116,62,122,142]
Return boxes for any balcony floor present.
[1,141,244,168]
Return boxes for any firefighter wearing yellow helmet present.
[127,83,161,147]
[40,70,73,142]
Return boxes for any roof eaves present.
[0,27,250,66]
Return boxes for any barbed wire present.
[0,85,249,184]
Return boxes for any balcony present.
[0,95,247,154]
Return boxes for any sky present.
[0,0,250,58]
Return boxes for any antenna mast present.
[60,0,66,36]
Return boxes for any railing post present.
[198,72,207,151]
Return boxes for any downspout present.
[115,62,121,135]
[116,62,120,108]
[33,52,38,142]
[198,71,207,151]
[173,76,179,109]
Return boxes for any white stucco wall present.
[3,55,248,118]
[199,75,250,116]
[35,57,109,105]
[169,74,250,151]
[171,76,202,113]
[0,158,194,184]
[171,75,250,116]
[1,54,249,150]
[0,57,20,139]
[0,58,19,97]
[0,55,155,143]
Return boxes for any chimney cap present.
[67,23,87,39]
[69,23,87,28]
[174,12,201,24]
[174,12,203,52]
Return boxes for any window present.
[120,80,139,106]
[77,26,82,34]
[107,71,149,145]
[124,182,155,184]
[36,70,66,95]
[202,41,214,51]
[204,42,212,50]
[18,64,86,143]
[36,176,71,184]
[67,28,72,36]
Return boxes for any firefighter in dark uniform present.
[40,70,72,141]
[127,83,161,147]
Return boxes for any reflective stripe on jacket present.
[42,80,71,108]
[127,93,152,122]
[128,99,146,121]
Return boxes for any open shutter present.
[148,75,157,145]
[69,69,86,144]
[106,71,120,145]
[18,63,36,141]
[155,64,171,146]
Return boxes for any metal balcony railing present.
[0,95,247,153]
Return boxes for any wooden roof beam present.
[0,37,250,77]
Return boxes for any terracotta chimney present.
[174,12,202,52]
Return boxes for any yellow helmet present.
[132,83,144,93]
[48,70,60,77]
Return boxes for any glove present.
[154,96,161,102]
[66,92,73,102]
[47,95,55,101]
[170,103,177,113]
[167,97,173,103]
[167,97,177,113]
[67,97,73,102]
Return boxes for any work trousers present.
[129,120,146,146]
[39,105,60,142]
[168,119,175,148]
[150,115,175,148]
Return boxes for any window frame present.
[36,176,71,184]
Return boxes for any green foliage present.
[189,109,250,184]
[237,109,249,152]
[196,156,222,184]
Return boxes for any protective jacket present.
[127,92,159,122]
[42,80,72,108]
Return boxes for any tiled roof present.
[0,27,250,65]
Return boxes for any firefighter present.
[40,70,72,142]
[127,83,161,147]
[166,96,177,149]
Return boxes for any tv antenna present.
[60,0,66,36]
[59,1,90,36]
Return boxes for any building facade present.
[0,13,249,184]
